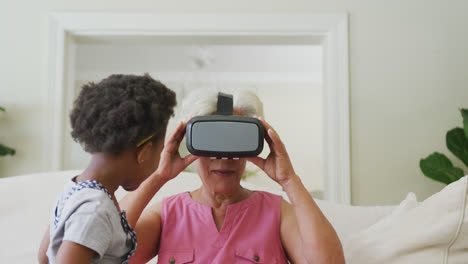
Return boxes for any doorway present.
[46,13,350,203]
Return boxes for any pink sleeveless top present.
[158,191,289,264]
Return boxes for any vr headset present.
[186,92,264,159]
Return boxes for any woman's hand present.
[120,120,197,228]
[247,117,297,186]
[154,120,198,183]
[248,117,345,264]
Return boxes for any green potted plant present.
[420,108,468,184]
[0,106,16,156]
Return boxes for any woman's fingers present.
[165,121,183,144]
[173,117,192,143]
[257,116,275,134]
[165,121,187,152]
[254,116,286,155]
[267,128,287,154]
[259,117,281,144]
[254,115,273,146]
[264,128,274,147]
[182,154,198,169]
[246,156,266,171]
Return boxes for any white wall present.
[0,0,467,205]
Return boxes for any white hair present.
[178,88,264,121]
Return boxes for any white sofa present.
[0,170,467,263]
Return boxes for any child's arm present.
[38,227,95,264]
[55,241,95,264]
[38,225,50,264]
[119,120,197,227]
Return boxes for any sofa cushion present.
[0,170,78,264]
[343,176,468,264]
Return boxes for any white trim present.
[46,15,66,171]
[50,13,346,35]
[322,15,351,204]
[75,71,323,84]
[62,41,77,170]
[46,13,351,204]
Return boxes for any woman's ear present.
[136,142,153,165]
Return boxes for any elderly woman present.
[120,90,344,264]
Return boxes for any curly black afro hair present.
[70,74,176,155]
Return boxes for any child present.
[38,74,197,264]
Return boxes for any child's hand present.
[155,120,198,183]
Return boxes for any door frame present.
[45,12,350,203]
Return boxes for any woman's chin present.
[212,173,241,185]
[208,177,240,192]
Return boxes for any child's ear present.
[136,142,153,165]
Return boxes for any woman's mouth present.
[213,170,235,177]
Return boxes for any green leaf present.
[0,106,4,112]
[462,108,468,138]
[420,152,464,184]
[0,143,16,156]
[464,120,468,139]
[446,128,468,167]
[462,108,468,120]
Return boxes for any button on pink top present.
[158,191,289,264]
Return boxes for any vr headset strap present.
[216,92,233,115]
